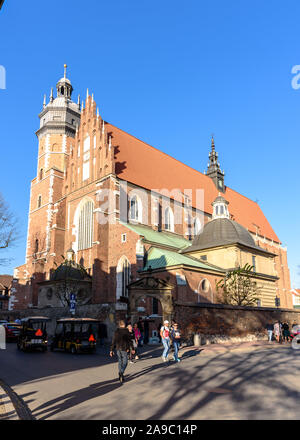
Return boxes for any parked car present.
[4,323,21,341]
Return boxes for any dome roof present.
[188,217,259,251]
[57,77,71,85]
[46,96,79,112]
[50,261,89,281]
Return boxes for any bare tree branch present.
[0,193,19,265]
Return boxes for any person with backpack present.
[127,324,137,363]
[133,322,141,359]
[160,320,171,362]
[171,322,181,362]
[110,320,133,383]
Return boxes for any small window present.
[37,195,42,208]
[200,279,210,293]
[152,297,159,315]
[200,255,207,261]
[121,233,127,243]
[39,169,43,181]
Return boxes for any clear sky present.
[0,0,299,288]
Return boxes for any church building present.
[10,67,293,322]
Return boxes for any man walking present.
[110,320,133,383]
[160,320,171,362]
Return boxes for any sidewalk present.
[179,339,290,357]
[0,383,19,420]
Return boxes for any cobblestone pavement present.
[1,340,299,420]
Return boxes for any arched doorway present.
[128,276,174,324]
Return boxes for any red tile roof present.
[108,123,279,243]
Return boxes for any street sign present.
[69,293,76,315]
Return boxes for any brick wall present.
[174,302,300,340]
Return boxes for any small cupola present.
[212,194,229,219]
[56,64,73,99]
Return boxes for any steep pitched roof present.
[109,123,279,243]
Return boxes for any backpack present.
[161,326,170,339]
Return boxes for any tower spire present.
[206,135,225,192]
[64,63,67,79]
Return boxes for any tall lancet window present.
[116,256,131,299]
[164,207,174,232]
[78,200,94,250]
[129,195,142,222]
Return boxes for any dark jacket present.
[110,327,133,352]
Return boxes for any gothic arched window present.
[164,207,174,232]
[116,256,131,299]
[77,200,94,250]
[129,195,141,222]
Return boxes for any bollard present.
[193,333,201,346]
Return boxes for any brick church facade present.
[11,67,293,318]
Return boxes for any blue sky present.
[0,0,299,288]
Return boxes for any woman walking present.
[127,324,137,363]
[171,322,181,362]
[133,323,141,359]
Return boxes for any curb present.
[0,384,20,420]
[179,340,286,356]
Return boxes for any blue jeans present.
[116,350,128,374]
[267,330,273,342]
[162,338,170,358]
[173,341,180,361]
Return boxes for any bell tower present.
[25,66,81,286]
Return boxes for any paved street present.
[1,341,300,420]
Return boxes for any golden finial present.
[64,64,67,78]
